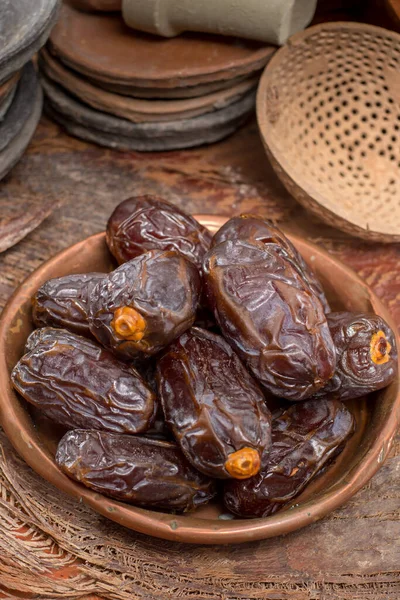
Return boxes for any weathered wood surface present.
[0,115,399,600]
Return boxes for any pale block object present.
[122,0,318,45]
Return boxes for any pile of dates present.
[12,197,398,518]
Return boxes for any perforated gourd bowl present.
[257,22,400,242]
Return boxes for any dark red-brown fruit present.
[313,312,398,401]
[56,430,216,512]
[12,328,157,434]
[224,399,355,518]
[157,327,272,480]
[88,249,201,360]
[32,272,104,337]
[212,214,330,312]
[203,239,336,401]
[106,195,212,269]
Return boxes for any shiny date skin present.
[313,312,398,401]
[56,430,216,512]
[224,399,355,518]
[106,195,212,269]
[32,272,104,337]
[88,249,201,360]
[212,215,330,313]
[157,327,272,480]
[203,239,336,401]
[12,328,156,434]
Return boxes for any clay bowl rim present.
[256,21,400,242]
[0,215,399,544]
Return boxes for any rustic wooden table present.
[0,114,399,599]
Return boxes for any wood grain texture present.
[0,116,399,599]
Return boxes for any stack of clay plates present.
[40,1,275,151]
[0,0,60,181]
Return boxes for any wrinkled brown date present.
[88,249,201,359]
[312,312,398,401]
[212,215,330,312]
[106,195,212,269]
[56,430,216,512]
[203,239,336,400]
[12,328,156,434]
[32,273,104,337]
[157,327,272,479]
[224,399,355,518]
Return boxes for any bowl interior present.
[257,23,400,238]
[0,215,398,544]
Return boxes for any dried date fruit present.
[32,272,104,337]
[88,249,201,359]
[212,215,330,312]
[224,399,354,518]
[313,312,398,401]
[106,195,212,268]
[203,239,336,400]
[56,430,216,512]
[12,328,156,434]
[157,327,272,479]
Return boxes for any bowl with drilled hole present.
[257,22,400,243]
[0,215,399,544]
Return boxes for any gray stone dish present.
[0,0,61,84]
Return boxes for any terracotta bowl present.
[0,215,399,544]
[257,22,400,242]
